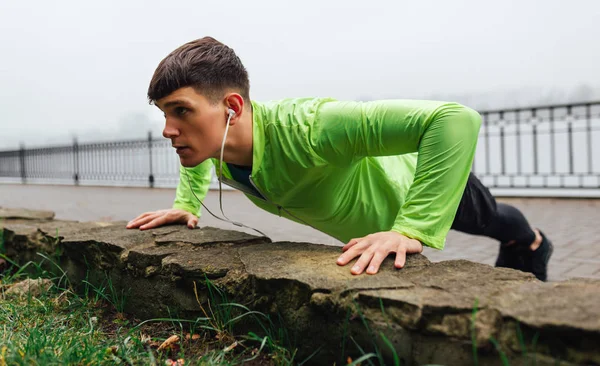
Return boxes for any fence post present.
[148,131,155,188]
[19,143,26,184]
[73,137,79,185]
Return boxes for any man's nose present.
[163,119,180,139]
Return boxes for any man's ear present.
[224,93,245,123]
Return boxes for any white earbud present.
[228,108,235,117]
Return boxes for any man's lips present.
[173,146,190,154]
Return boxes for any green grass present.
[0,257,299,366]
[0,265,143,365]
[82,274,129,314]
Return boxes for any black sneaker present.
[525,230,554,282]
[495,242,528,271]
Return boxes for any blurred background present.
[1,0,598,146]
[1,0,599,281]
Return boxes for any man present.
[127,37,553,281]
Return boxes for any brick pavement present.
[1,184,599,282]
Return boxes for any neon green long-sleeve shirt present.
[173,98,481,249]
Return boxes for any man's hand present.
[126,209,198,230]
[336,231,423,275]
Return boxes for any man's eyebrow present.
[162,100,193,108]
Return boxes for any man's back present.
[208,97,476,248]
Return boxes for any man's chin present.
[179,156,206,168]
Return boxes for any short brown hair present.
[147,37,250,104]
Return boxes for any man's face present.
[156,87,225,167]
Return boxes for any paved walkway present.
[1,184,599,282]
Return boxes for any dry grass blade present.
[223,341,238,353]
[157,335,180,352]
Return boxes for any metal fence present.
[0,133,180,188]
[471,101,600,192]
[1,101,600,195]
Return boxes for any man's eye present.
[175,107,188,116]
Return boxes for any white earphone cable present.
[182,110,269,239]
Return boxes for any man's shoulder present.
[253,97,337,110]
[252,97,339,127]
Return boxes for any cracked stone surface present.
[1,209,599,366]
[239,241,428,292]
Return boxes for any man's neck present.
[221,105,254,167]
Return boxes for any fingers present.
[339,239,390,275]
[127,213,160,229]
[342,237,362,252]
[127,209,198,230]
[187,215,198,229]
[338,232,422,274]
[337,240,368,266]
[350,250,375,275]
[394,246,407,269]
[405,237,424,254]
[338,236,395,275]
[366,250,388,275]
[126,212,154,229]
[139,215,172,230]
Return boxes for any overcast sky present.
[1,0,599,149]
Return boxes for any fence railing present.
[0,132,180,188]
[1,101,600,195]
[471,101,600,192]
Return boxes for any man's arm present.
[314,100,482,248]
[172,159,214,218]
[314,100,481,275]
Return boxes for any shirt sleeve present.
[313,100,482,249]
[172,159,214,218]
